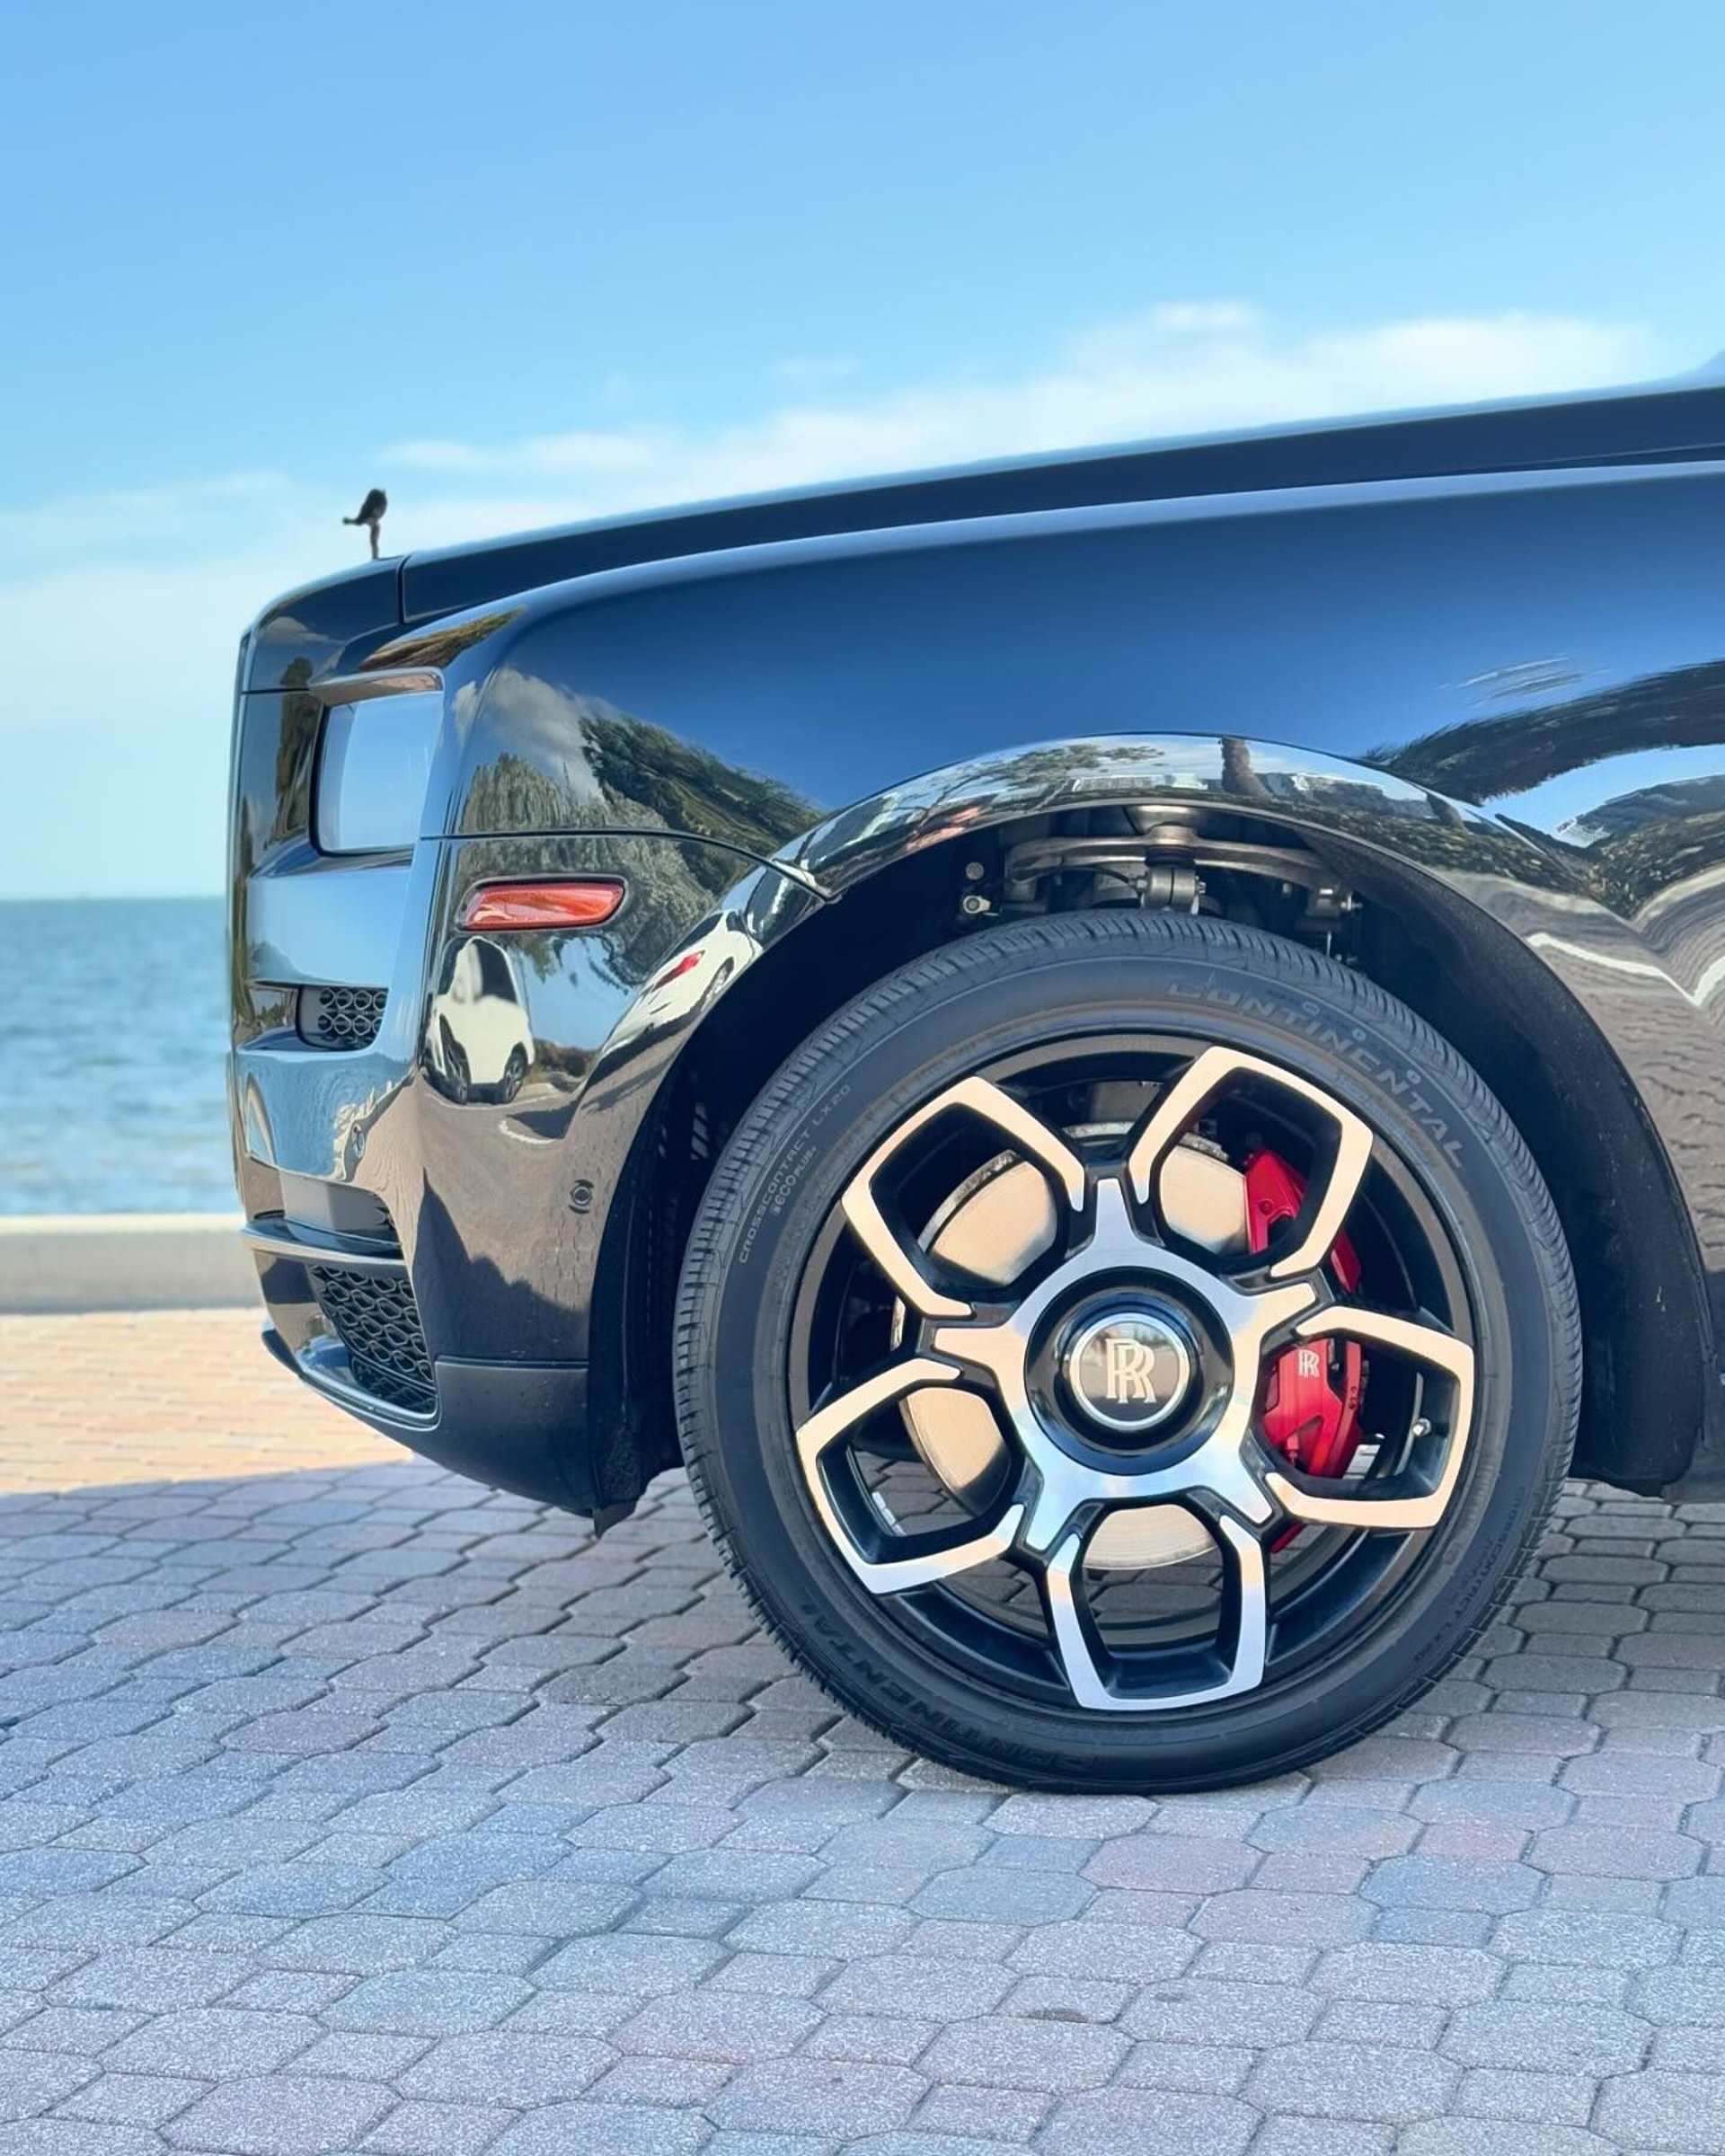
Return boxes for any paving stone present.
[591,2053,735,2106]
[987,1797,1153,1839]
[1313,1996,1445,2048]
[907,1869,1092,1923]
[729,1902,914,1957]
[535,1933,730,1994]
[615,1993,821,2061]
[323,1969,533,2034]
[1121,1976,1319,2046]
[57,2072,209,2126]
[852,2135,1021,2156]
[161,2072,395,2153]
[291,2029,431,2081]
[1361,1856,1541,1913]
[1493,1909,1679,1967]
[1190,1889,1372,1944]
[1456,2068,1600,2126]
[52,1947,256,2010]
[399,2029,612,2103]
[709,2058,925,2136]
[1038,2086,1257,2155]
[0,2049,98,2117]
[1526,1825,1703,1879]
[1245,2038,1459,2121]
[819,1953,1013,2019]
[801,2014,938,2066]
[0,2001,133,2053]
[1594,2072,1725,2153]
[1249,1805,1419,1858]
[362,2099,518,2154]
[262,1915,452,1973]
[0,2126,164,2156]
[1396,2120,1619,2154]
[1005,1922,1194,1983]
[919,2014,1128,2090]
[1082,1836,1257,1894]
[1440,2000,1649,2073]
[460,1879,637,1934]
[1248,2126,1392,2156]
[487,2111,714,2156]
[103,2006,319,2075]
[1004,1972,1129,2022]
[1114,2039,1250,2093]
[706,1951,835,1999]
[908,2082,1050,2142]
[1312,1941,1501,2003]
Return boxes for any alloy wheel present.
[787,1040,1477,1716]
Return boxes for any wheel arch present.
[605,732,1713,1501]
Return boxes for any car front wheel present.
[675,910,1580,1791]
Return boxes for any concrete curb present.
[0,1215,255,1314]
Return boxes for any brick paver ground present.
[0,1311,1723,2152]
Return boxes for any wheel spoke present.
[1128,1045,1374,1277]
[841,1075,1086,1319]
[795,1356,1027,1593]
[1042,1507,1269,1711]
[1261,1308,1475,1531]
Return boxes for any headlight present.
[314,691,442,854]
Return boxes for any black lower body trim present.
[263,1329,597,1512]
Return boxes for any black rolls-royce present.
[230,369,1725,1789]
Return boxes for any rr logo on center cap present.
[1103,1336,1159,1405]
[1065,1309,1196,1436]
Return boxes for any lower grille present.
[308,1264,435,1412]
[300,985,387,1049]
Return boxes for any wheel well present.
[619,803,1708,1499]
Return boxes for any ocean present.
[0,897,233,1215]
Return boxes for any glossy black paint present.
[230,375,1725,1515]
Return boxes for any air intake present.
[299,985,387,1050]
[308,1264,435,1413]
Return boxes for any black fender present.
[573,730,1714,1495]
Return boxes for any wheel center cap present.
[1061,1304,1198,1440]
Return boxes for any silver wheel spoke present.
[842,1075,1085,1320]
[1261,1308,1475,1530]
[795,1356,1026,1593]
[1128,1045,1375,1277]
[1042,1507,1269,1712]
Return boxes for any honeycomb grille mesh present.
[300,985,387,1050]
[308,1265,435,1412]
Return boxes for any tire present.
[675,911,1579,1791]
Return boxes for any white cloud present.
[0,303,1680,896]
[377,305,1668,533]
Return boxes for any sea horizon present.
[0,895,232,1215]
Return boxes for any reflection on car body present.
[425,936,535,1104]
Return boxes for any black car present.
[230,370,1725,1790]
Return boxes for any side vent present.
[299,985,387,1050]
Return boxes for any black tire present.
[674,911,1579,1791]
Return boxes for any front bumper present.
[231,816,817,1515]
[249,1224,599,1509]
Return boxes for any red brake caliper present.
[1246,1149,1366,1491]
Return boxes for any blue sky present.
[3,1,1721,896]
